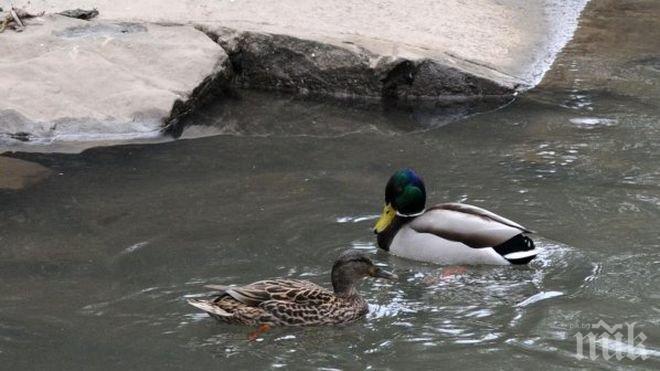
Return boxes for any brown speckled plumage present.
[188,251,396,326]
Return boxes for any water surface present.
[1,1,659,369]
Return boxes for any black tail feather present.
[493,234,537,265]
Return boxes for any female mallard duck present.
[374,169,538,265]
[188,250,397,326]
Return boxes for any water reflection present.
[568,117,617,128]
[170,89,514,138]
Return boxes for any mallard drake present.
[373,169,538,265]
[188,250,397,326]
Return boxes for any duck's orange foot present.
[247,324,271,342]
[441,266,468,278]
[421,266,468,285]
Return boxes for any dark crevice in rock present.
[57,8,99,21]
[227,48,244,75]
[381,60,417,98]
[9,132,31,142]
[162,58,235,137]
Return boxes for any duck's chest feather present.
[389,224,510,265]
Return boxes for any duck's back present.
[410,207,524,248]
[192,278,369,326]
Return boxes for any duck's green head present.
[374,168,426,233]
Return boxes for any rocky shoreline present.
[0,0,588,150]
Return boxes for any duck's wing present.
[410,203,532,248]
[204,284,230,292]
[188,298,233,317]
[429,203,533,233]
[223,279,333,307]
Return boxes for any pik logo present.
[575,320,649,361]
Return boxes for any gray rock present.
[14,0,589,89]
[199,27,514,102]
[0,15,226,145]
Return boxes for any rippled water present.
[1,1,660,369]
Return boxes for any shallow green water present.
[1,1,659,369]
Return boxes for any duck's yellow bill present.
[374,203,395,233]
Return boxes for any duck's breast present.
[390,223,510,265]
